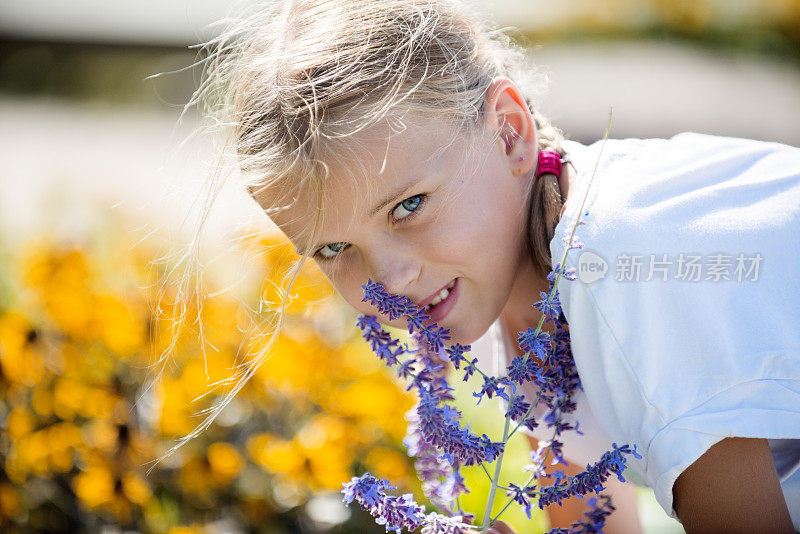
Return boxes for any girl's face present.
[256,82,539,344]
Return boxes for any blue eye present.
[392,194,424,220]
[316,241,349,259]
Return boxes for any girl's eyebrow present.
[369,178,423,217]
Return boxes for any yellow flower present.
[246,433,275,466]
[83,419,120,452]
[167,525,207,534]
[11,431,50,476]
[248,423,354,492]
[178,455,217,497]
[207,442,244,483]
[121,471,152,505]
[91,292,144,356]
[73,464,115,509]
[156,377,199,437]
[52,378,85,420]
[365,447,410,483]
[45,422,82,472]
[108,493,133,525]
[6,407,35,439]
[0,484,21,521]
[255,437,306,479]
[49,448,74,473]
[31,385,53,417]
[336,376,415,440]
[244,232,332,316]
[19,243,95,339]
[0,311,46,386]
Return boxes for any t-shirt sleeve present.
[563,267,800,519]
[552,133,800,520]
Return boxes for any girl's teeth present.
[425,280,456,310]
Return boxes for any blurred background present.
[1,0,799,532]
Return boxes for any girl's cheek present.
[327,273,368,312]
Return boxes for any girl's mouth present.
[423,278,459,325]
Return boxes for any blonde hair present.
[150,0,567,467]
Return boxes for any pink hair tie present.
[536,150,562,179]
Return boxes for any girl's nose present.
[368,242,421,297]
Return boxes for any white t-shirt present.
[476,132,800,528]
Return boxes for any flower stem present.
[481,463,494,483]
[506,392,542,442]
[480,408,512,532]
[490,497,517,524]
[494,416,563,520]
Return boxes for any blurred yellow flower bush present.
[0,221,416,532]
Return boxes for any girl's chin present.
[439,319,492,347]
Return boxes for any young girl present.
[181,0,800,531]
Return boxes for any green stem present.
[487,112,614,527]
[480,412,512,532]
[491,498,517,524]
[506,392,542,442]
[493,415,563,522]
[480,462,494,483]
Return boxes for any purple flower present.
[461,357,479,381]
[505,394,531,421]
[397,359,417,379]
[416,386,504,466]
[522,443,548,480]
[544,395,580,434]
[405,306,431,334]
[536,444,642,509]
[548,263,577,283]
[544,495,616,534]
[473,375,510,405]
[517,328,551,358]
[506,482,535,519]
[506,356,541,385]
[362,279,402,319]
[356,314,409,367]
[404,335,470,516]
[423,325,452,353]
[445,343,471,369]
[569,495,616,533]
[342,473,426,532]
[562,235,584,250]
[420,512,472,534]
[356,275,642,532]
[533,290,562,321]
[522,417,539,431]
[405,406,467,514]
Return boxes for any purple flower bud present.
[506,356,541,385]
[536,443,641,509]
[445,343,471,369]
[473,376,510,405]
[533,291,562,322]
[505,394,531,421]
[506,482,535,519]
[420,512,472,534]
[342,473,426,533]
[517,328,551,358]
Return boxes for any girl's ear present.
[483,76,538,176]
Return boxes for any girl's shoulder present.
[564,131,798,180]
[556,130,800,258]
